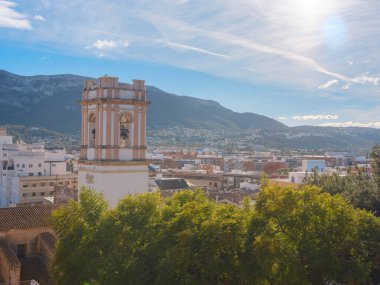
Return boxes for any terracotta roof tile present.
[40,232,56,252]
[155,178,189,190]
[0,205,60,231]
[0,239,20,267]
[20,257,51,285]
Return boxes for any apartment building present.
[0,128,75,207]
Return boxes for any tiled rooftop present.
[0,239,20,267]
[155,178,189,190]
[40,232,56,252]
[0,205,60,231]
[20,257,51,285]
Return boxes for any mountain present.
[0,70,285,133]
[1,70,380,150]
[254,126,380,150]
[147,86,286,131]
[0,70,87,133]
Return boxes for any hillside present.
[1,70,380,150]
[0,70,87,133]
[0,70,285,133]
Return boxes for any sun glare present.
[288,0,334,25]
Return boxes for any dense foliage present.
[51,186,380,285]
[303,145,380,215]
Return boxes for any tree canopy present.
[51,186,380,285]
[303,145,380,215]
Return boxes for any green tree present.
[245,184,380,285]
[156,189,250,285]
[50,188,107,285]
[95,192,163,285]
[260,172,269,188]
[50,187,380,285]
[370,145,380,188]
[303,152,380,214]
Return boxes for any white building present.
[78,76,149,207]
[239,181,259,191]
[288,172,308,184]
[0,128,71,207]
[0,128,12,144]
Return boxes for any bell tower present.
[78,75,148,206]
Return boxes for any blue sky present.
[1,0,380,127]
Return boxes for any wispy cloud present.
[92,40,117,49]
[33,15,46,21]
[293,115,339,120]
[222,33,379,87]
[278,116,288,120]
[137,6,380,89]
[7,0,380,90]
[0,1,31,29]
[87,39,129,50]
[161,41,232,59]
[318,79,338,89]
[2,0,380,126]
[320,121,380,128]
[210,31,356,82]
[352,74,379,85]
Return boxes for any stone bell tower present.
[78,75,148,206]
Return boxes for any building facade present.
[0,129,72,208]
[18,174,77,205]
[78,76,148,206]
[302,160,326,172]
[0,205,58,284]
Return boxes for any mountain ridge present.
[0,70,286,133]
[1,70,380,150]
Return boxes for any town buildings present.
[0,128,76,208]
[0,205,57,284]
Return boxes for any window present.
[38,163,42,167]
[22,193,27,197]
[29,164,33,168]
[17,164,20,167]
[23,184,28,188]
[41,192,45,196]
[32,184,36,187]
[120,113,133,147]
[22,164,25,168]
[38,172,42,176]
[58,181,63,185]
[41,182,45,186]
[49,191,54,195]
[32,192,36,196]
[88,113,96,147]
[17,244,27,259]
[28,173,34,176]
